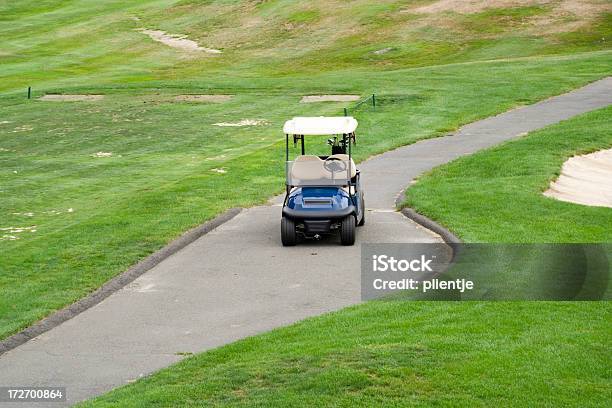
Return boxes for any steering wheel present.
[323,157,347,173]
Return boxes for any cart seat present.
[290,155,325,181]
[289,155,355,186]
[329,154,357,178]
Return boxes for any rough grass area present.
[83,301,611,407]
[405,106,612,243]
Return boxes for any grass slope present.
[85,105,612,407]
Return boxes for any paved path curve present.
[1,78,610,406]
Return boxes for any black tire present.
[358,197,365,226]
[281,216,297,246]
[340,215,356,246]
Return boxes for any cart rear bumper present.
[282,205,355,220]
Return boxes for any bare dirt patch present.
[92,152,113,158]
[0,225,36,241]
[406,0,551,14]
[213,119,268,127]
[39,94,104,102]
[403,1,610,36]
[544,148,612,208]
[300,95,361,103]
[174,95,232,103]
[137,29,222,54]
[373,47,394,55]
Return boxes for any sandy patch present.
[44,208,73,215]
[213,119,268,127]
[12,212,34,217]
[527,0,611,34]
[405,0,609,18]
[137,29,222,54]
[406,0,548,14]
[544,148,612,208]
[300,95,361,103]
[373,47,394,55]
[0,226,37,233]
[0,235,19,241]
[0,225,37,240]
[205,154,227,161]
[12,125,33,132]
[174,95,232,103]
[39,94,104,102]
[92,152,113,158]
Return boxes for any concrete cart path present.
[1,77,611,406]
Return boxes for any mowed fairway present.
[0,0,611,355]
[84,86,612,407]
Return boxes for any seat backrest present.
[290,155,325,182]
[328,154,357,178]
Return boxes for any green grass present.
[1,1,610,405]
[84,301,611,407]
[84,101,612,408]
[2,0,610,341]
[2,53,611,340]
[405,106,612,243]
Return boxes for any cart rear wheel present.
[358,198,365,226]
[340,215,356,246]
[281,216,297,246]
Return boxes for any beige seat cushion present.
[328,154,357,178]
[290,155,325,182]
[289,155,356,185]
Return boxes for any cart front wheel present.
[281,216,297,246]
[340,215,356,246]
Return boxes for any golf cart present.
[281,116,365,246]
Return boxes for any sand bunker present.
[175,95,232,103]
[213,119,268,127]
[543,148,612,208]
[137,29,221,54]
[300,95,361,103]
[39,94,104,102]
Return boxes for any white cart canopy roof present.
[283,116,358,135]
